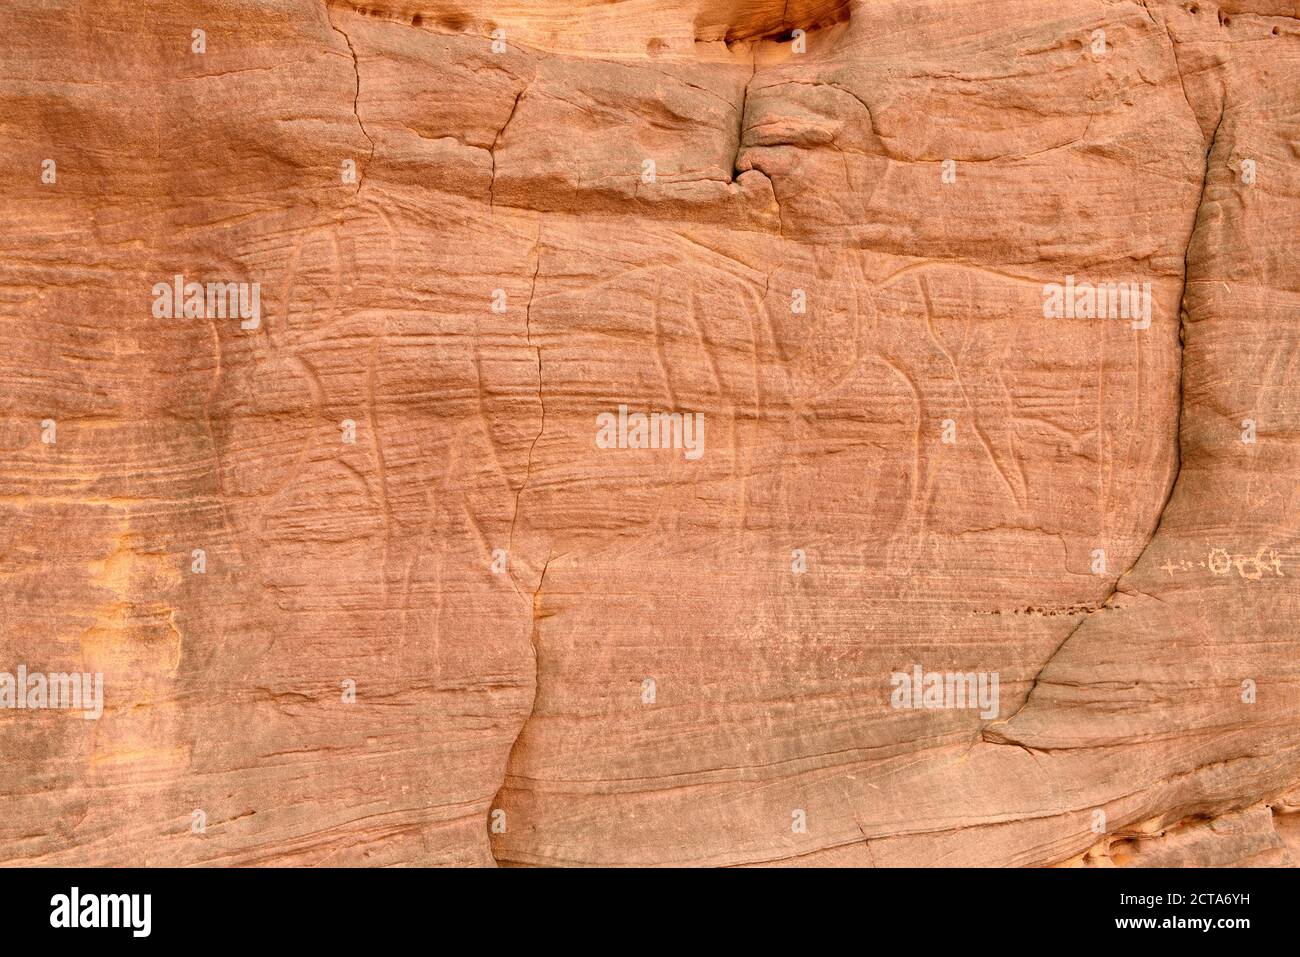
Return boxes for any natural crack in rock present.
[324,2,376,190]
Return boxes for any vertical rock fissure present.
[490,232,546,864]
[324,2,375,189]
[731,46,757,181]
[490,86,529,209]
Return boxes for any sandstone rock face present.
[0,0,1296,867]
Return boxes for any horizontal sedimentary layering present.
[1,0,1298,866]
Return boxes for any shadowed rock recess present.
[0,0,1296,868]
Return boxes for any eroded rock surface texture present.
[0,0,1297,867]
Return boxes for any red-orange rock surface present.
[0,0,1297,866]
